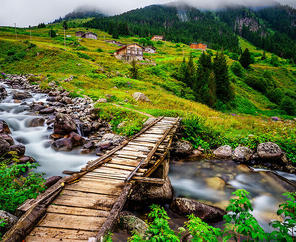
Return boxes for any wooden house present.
[75,31,85,37]
[84,32,97,40]
[190,43,207,50]
[145,46,157,54]
[114,43,144,61]
[151,35,163,41]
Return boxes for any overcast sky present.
[0,0,296,27]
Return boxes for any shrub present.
[230,61,244,77]
[266,88,285,105]
[244,75,268,93]
[76,46,89,51]
[76,52,91,59]
[280,96,296,116]
[270,54,280,67]
[97,47,104,52]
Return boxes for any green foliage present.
[244,75,268,93]
[0,158,46,213]
[97,47,104,52]
[129,60,139,79]
[231,61,244,77]
[48,29,57,38]
[0,219,6,239]
[76,51,91,60]
[269,192,296,241]
[69,90,82,98]
[270,54,280,67]
[239,48,252,69]
[280,96,296,116]
[27,76,41,83]
[62,20,68,30]
[76,46,89,51]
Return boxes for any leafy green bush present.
[0,160,46,213]
[270,54,280,67]
[69,90,82,98]
[280,96,296,116]
[76,52,91,59]
[76,46,89,51]
[97,47,104,52]
[230,61,244,77]
[266,88,285,105]
[244,75,268,93]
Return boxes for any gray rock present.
[12,91,32,100]
[0,210,18,235]
[119,211,148,238]
[64,132,84,147]
[39,107,55,114]
[19,156,35,164]
[132,92,150,102]
[257,142,283,159]
[51,138,73,151]
[9,145,26,156]
[54,113,77,135]
[0,134,14,145]
[233,146,253,161]
[172,140,193,155]
[213,145,233,158]
[27,118,45,127]
[0,85,7,100]
[0,136,10,156]
[170,198,226,222]
[0,120,11,134]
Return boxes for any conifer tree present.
[63,21,68,30]
[239,48,252,69]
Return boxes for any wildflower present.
[231,113,236,116]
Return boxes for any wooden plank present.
[26,237,87,242]
[109,158,139,167]
[27,227,96,240]
[47,205,109,217]
[122,146,150,152]
[103,163,147,173]
[115,150,146,157]
[83,173,128,180]
[132,176,165,185]
[38,213,106,231]
[53,193,117,210]
[115,154,141,160]
[92,166,132,175]
[65,181,124,195]
[128,141,154,147]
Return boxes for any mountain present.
[82,3,296,61]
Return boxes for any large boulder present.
[0,134,14,145]
[119,211,148,238]
[12,91,32,100]
[132,92,150,102]
[232,146,253,162]
[257,142,283,159]
[53,113,77,135]
[170,198,226,222]
[0,210,18,235]
[64,132,84,147]
[128,177,174,210]
[9,145,26,156]
[0,85,7,100]
[0,136,10,156]
[172,140,193,156]
[213,145,233,158]
[39,107,55,114]
[51,138,73,151]
[0,120,11,134]
[27,117,45,127]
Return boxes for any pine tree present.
[112,28,119,39]
[129,60,139,79]
[63,21,68,30]
[239,48,252,69]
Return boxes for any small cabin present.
[105,40,124,46]
[151,35,163,41]
[84,32,97,40]
[115,43,144,61]
[145,46,157,54]
[75,31,85,38]
[190,43,207,50]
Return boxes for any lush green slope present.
[0,24,295,161]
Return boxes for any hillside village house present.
[75,31,98,40]
[190,43,207,50]
[114,43,144,61]
[151,35,163,41]
[145,46,157,54]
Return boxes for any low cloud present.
[0,0,295,27]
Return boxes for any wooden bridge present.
[3,116,180,242]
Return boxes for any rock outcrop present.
[257,142,283,159]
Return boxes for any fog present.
[0,0,295,27]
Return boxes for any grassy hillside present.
[0,24,295,162]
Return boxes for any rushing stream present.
[0,82,97,177]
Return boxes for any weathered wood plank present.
[47,205,109,217]
[38,213,106,231]
[132,176,165,185]
[53,193,117,210]
[92,166,132,175]
[82,173,128,180]
[103,163,147,173]
[27,227,97,240]
[109,158,140,167]
[26,237,87,242]
[115,154,141,160]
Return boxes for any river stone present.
[28,117,45,127]
[233,146,253,161]
[205,177,226,190]
[19,156,35,164]
[0,210,18,235]
[172,140,193,155]
[12,91,32,100]
[128,177,174,210]
[0,136,10,156]
[100,141,111,149]
[213,145,233,158]
[132,92,150,102]
[65,132,84,147]
[39,107,55,114]
[9,145,26,156]
[0,134,14,145]
[0,85,7,100]
[51,138,73,151]
[54,113,77,135]
[0,120,11,134]
[61,96,73,104]
[170,198,226,222]
[257,142,283,159]
[119,211,148,238]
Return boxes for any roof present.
[145,45,156,50]
[85,32,97,36]
[116,43,145,53]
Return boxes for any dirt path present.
[111,103,155,118]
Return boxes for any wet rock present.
[51,138,73,151]
[12,91,32,100]
[132,92,150,102]
[33,105,45,111]
[39,107,55,114]
[119,211,148,238]
[0,120,11,134]
[170,198,226,222]
[19,156,35,164]
[0,85,7,100]
[65,132,84,147]
[189,149,203,158]
[213,145,233,158]
[100,141,111,149]
[101,133,123,145]
[28,117,45,127]
[0,134,14,145]
[9,145,26,156]
[49,133,64,140]
[257,142,283,159]
[54,113,77,135]
[205,177,226,190]
[81,149,92,154]
[128,177,173,210]
[0,136,10,156]
[84,141,97,149]
[44,176,62,188]
[172,140,193,156]
[0,210,18,235]
[61,96,73,104]
[233,146,253,162]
